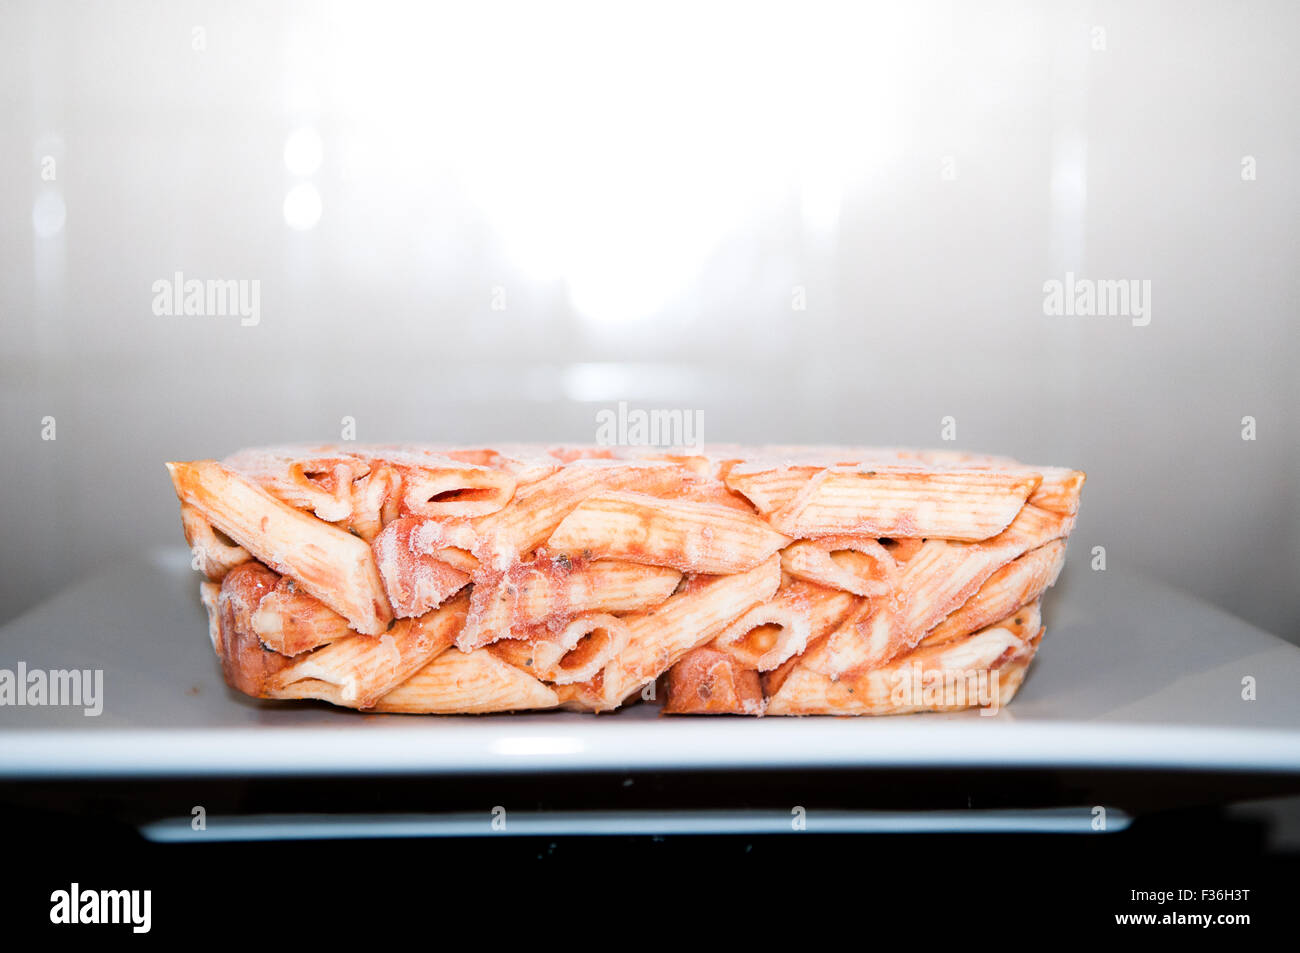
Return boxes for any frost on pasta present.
[166,444,1084,715]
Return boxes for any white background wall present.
[2,1,1296,638]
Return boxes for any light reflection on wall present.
[296,1,910,326]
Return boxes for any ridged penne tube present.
[345,463,402,541]
[225,448,367,523]
[226,445,539,534]
[1025,467,1086,517]
[709,602,810,672]
[167,460,393,635]
[490,613,630,685]
[723,452,1022,516]
[768,467,1040,541]
[571,554,782,711]
[922,539,1066,647]
[459,556,681,650]
[269,591,469,708]
[766,602,1042,716]
[669,481,759,511]
[723,465,821,514]
[779,536,897,596]
[398,464,517,519]
[663,648,765,715]
[755,582,861,698]
[799,503,1073,675]
[466,462,693,569]
[434,547,479,574]
[373,648,560,713]
[180,503,250,581]
[250,577,353,656]
[547,491,790,574]
[373,516,473,618]
[993,503,1076,551]
[779,581,861,644]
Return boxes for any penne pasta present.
[795,504,1072,675]
[879,537,925,563]
[269,591,469,708]
[434,546,480,574]
[180,503,251,581]
[663,648,765,715]
[373,647,559,713]
[464,461,695,569]
[547,491,790,574]
[570,554,782,711]
[171,444,1082,716]
[723,465,821,514]
[250,575,353,657]
[459,556,681,650]
[225,447,368,523]
[758,583,862,699]
[780,536,897,596]
[219,561,279,638]
[488,613,630,684]
[167,460,393,635]
[708,601,809,672]
[397,463,517,519]
[1025,467,1087,517]
[226,445,529,532]
[921,539,1066,647]
[710,581,858,685]
[373,516,473,618]
[766,602,1042,715]
[214,562,294,697]
[345,463,402,541]
[767,467,1041,541]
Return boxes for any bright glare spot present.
[300,5,910,320]
[283,183,322,230]
[32,191,66,237]
[283,127,323,176]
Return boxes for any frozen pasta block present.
[166,444,1083,715]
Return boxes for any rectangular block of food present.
[167,445,1084,715]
